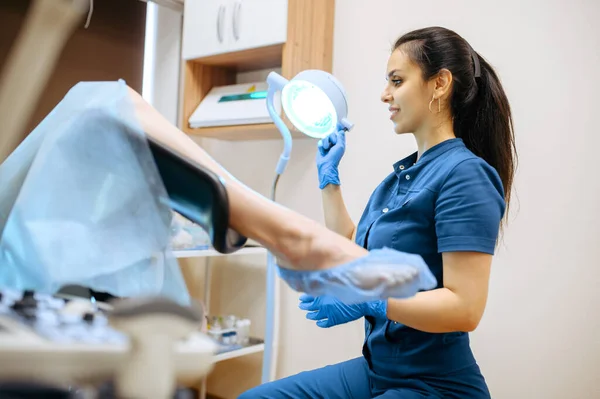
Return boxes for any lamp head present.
[267,70,353,139]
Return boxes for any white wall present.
[145,3,182,125]
[197,0,600,398]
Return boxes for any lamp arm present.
[266,86,292,175]
[263,71,292,384]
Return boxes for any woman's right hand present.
[316,129,346,189]
[298,294,387,328]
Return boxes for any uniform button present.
[405,175,411,180]
[382,208,389,213]
[399,165,405,170]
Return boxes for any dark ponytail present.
[394,27,517,219]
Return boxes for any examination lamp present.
[266,70,354,176]
[262,69,353,384]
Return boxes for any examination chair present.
[0,137,250,399]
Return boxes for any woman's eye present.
[391,79,402,86]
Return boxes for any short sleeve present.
[435,157,506,254]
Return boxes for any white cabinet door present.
[182,0,231,60]
[183,0,288,60]
[228,0,288,53]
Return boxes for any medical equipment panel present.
[188,82,281,129]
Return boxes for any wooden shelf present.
[181,0,335,141]
[191,44,284,73]
[174,246,267,259]
[214,341,265,362]
[182,122,308,141]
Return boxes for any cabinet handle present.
[232,1,241,41]
[216,5,225,43]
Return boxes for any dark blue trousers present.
[237,356,490,398]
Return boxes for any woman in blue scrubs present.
[239,26,517,398]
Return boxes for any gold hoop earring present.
[428,94,441,114]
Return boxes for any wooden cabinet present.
[180,0,335,140]
[182,0,288,61]
[176,247,268,399]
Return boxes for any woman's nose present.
[380,88,392,103]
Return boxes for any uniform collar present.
[393,138,464,177]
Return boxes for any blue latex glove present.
[278,247,436,304]
[298,294,387,328]
[316,128,346,189]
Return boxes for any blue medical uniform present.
[239,138,505,398]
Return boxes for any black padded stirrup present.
[146,136,247,254]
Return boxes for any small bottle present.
[235,319,251,345]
